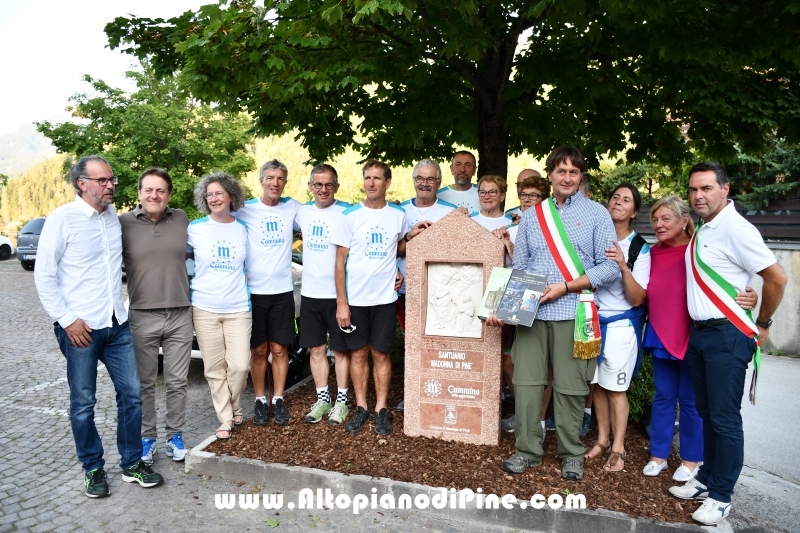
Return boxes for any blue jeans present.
[55,317,143,472]
[650,356,704,461]
[686,323,755,503]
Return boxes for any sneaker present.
[273,398,291,425]
[345,406,372,433]
[396,399,404,412]
[562,458,584,480]
[84,468,109,498]
[305,399,332,424]
[673,463,701,482]
[122,461,164,488]
[691,497,730,526]
[669,478,709,501]
[141,437,157,466]
[501,453,542,474]
[545,414,556,431]
[327,401,349,425]
[643,459,669,477]
[374,408,393,435]
[581,411,592,436]
[501,414,515,433]
[253,399,269,426]
[165,433,187,462]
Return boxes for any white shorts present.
[591,320,638,391]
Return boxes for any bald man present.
[506,169,542,218]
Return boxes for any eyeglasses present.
[311,182,335,191]
[478,189,500,197]
[413,176,438,185]
[205,191,227,199]
[519,192,544,200]
[82,176,118,186]
[554,169,581,178]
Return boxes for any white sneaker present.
[642,460,669,476]
[669,478,709,500]
[691,497,730,526]
[672,462,701,482]
[165,433,187,462]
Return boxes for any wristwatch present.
[755,317,773,329]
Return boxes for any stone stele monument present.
[403,208,505,445]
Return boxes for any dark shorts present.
[250,292,296,348]
[298,296,348,353]
[346,302,397,353]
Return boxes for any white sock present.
[272,395,283,405]
[584,407,592,415]
[256,396,267,403]
[317,386,330,403]
[336,388,348,404]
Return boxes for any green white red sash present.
[689,223,761,404]
[535,198,601,359]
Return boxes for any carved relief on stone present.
[424,263,483,338]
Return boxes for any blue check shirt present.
[512,192,619,321]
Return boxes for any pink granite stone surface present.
[403,209,505,445]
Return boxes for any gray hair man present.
[35,155,164,499]
[119,167,193,465]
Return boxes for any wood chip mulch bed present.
[208,364,692,523]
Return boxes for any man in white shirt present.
[436,150,480,213]
[295,164,352,425]
[669,162,787,526]
[333,160,406,435]
[235,159,302,426]
[35,155,164,499]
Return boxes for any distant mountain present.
[0,116,71,176]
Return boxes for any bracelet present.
[403,233,410,243]
[564,281,569,293]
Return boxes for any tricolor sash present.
[689,223,761,404]
[535,198,601,359]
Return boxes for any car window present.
[20,219,45,234]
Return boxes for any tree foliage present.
[0,155,72,228]
[105,1,800,178]
[728,140,800,209]
[36,66,255,218]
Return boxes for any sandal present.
[215,423,233,440]
[584,440,609,460]
[603,451,627,472]
[233,414,244,426]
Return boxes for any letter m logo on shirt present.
[312,225,324,237]
[217,246,230,258]
[371,232,383,244]
[265,221,279,232]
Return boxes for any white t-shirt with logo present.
[436,184,480,213]
[471,211,514,232]
[234,197,301,295]
[595,231,651,316]
[188,217,250,314]
[397,198,456,294]
[295,200,351,299]
[330,202,406,307]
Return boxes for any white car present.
[0,235,15,261]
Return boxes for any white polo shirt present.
[330,202,406,307]
[295,200,351,299]
[685,201,776,321]
[436,184,480,213]
[397,198,456,295]
[234,197,301,295]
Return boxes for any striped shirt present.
[512,192,619,321]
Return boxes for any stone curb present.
[186,438,705,533]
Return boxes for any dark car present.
[17,218,46,271]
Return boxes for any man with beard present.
[35,155,164,498]
[436,150,480,213]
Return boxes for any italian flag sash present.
[535,198,601,359]
[689,223,761,405]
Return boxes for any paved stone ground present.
[0,260,525,533]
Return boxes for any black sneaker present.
[253,399,269,426]
[122,461,164,488]
[273,398,291,425]
[84,468,109,498]
[345,406,372,433]
[374,408,393,435]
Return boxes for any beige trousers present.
[192,307,252,426]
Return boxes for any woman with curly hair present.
[188,172,251,440]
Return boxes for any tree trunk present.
[476,104,510,179]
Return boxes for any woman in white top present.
[188,172,251,440]
[586,183,651,472]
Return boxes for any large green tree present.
[37,66,255,218]
[105,1,800,178]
